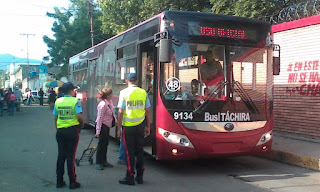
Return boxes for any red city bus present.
[69,11,280,160]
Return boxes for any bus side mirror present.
[159,39,172,63]
[273,44,280,75]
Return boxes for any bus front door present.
[139,41,156,156]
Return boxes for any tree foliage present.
[210,0,307,20]
[98,0,308,34]
[43,0,113,78]
[98,0,212,34]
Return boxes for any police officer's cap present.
[61,82,77,91]
[126,73,137,82]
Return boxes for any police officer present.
[117,73,151,185]
[53,82,84,189]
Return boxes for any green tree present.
[98,0,212,34]
[0,70,9,88]
[43,0,113,78]
[210,0,307,20]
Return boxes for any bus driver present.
[199,50,224,97]
[200,50,223,86]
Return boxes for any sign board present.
[39,73,46,83]
[39,65,47,74]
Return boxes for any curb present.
[260,150,320,171]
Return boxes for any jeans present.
[118,138,127,162]
[8,101,15,115]
[27,97,31,105]
[15,100,21,111]
[0,101,3,116]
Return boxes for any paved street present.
[0,105,320,192]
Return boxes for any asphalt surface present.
[1,105,320,192]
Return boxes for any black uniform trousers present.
[122,121,145,177]
[96,124,110,164]
[56,126,79,184]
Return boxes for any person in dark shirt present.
[48,89,57,110]
[38,88,44,106]
[200,50,223,85]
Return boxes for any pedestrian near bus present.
[117,73,151,185]
[53,82,84,189]
[0,88,4,116]
[6,88,16,116]
[26,90,33,105]
[117,134,127,165]
[48,89,57,110]
[95,88,116,170]
[14,87,22,111]
[38,88,44,106]
[115,106,127,165]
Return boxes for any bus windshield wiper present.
[193,80,228,114]
[232,81,259,114]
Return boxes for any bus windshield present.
[160,42,272,122]
[161,43,226,106]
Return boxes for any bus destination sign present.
[188,22,257,41]
[200,27,247,39]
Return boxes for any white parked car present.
[23,91,48,104]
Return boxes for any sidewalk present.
[261,133,320,171]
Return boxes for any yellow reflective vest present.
[55,97,80,128]
[121,86,147,127]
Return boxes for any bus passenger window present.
[117,48,123,60]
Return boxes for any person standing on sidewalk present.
[26,90,33,105]
[0,88,4,116]
[53,82,84,189]
[14,87,22,112]
[115,106,127,165]
[38,88,44,106]
[95,88,116,170]
[6,88,16,116]
[48,89,57,110]
[117,136,127,165]
[117,73,151,185]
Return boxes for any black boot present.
[119,176,135,185]
[69,182,81,189]
[135,175,143,184]
[56,177,66,188]
[136,169,144,184]
[119,172,135,185]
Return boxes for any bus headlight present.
[158,128,194,148]
[256,131,272,146]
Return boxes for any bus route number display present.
[166,77,181,92]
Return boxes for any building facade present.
[273,14,320,140]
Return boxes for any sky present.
[0,0,71,61]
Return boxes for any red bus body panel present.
[155,92,273,160]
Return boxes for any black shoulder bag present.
[108,104,116,127]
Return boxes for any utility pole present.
[20,33,35,65]
[88,0,94,47]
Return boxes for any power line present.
[1,13,49,17]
